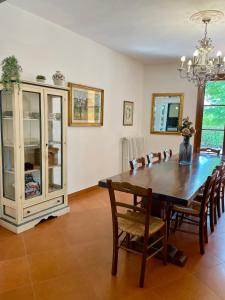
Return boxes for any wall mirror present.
[150,93,184,135]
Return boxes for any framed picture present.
[68,83,104,126]
[123,101,134,126]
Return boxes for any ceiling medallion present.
[178,10,225,87]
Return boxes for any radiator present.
[122,137,145,172]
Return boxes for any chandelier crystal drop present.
[178,11,225,87]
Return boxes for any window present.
[200,81,225,152]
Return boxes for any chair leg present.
[209,203,214,233]
[204,221,208,244]
[214,202,217,225]
[112,232,118,276]
[222,187,225,213]
[174,213,179,233]
[178,213,184,227]
[133,194,137,206]
[199,224,205,255]
[162,224,167,265]
[139,240,148,288]
[217,194,221,218]
[167,208,171,239]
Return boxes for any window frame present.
[194,81,225,154]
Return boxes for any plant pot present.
[36,79,46,83]
[179,136,192,165]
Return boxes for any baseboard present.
[68,185,99,200]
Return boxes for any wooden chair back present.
[200,147,220,156]
[200,172,217,223]
[129,157,145,170]
[163,149,172,160]
[221,164,225,187]
[146,152,161,164]
[214,166,222,196]
[107,180,152,238]
[221,164,225,213]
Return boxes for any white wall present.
[144,63,198,154]
[0,3,144,193]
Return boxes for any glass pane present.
[0,92,15,200]
[23,91,42,200]
[48,95,62,193]
[202,106,225,130]
[153,96,180,132]
[201,130,223,150]
[205,81,225,105]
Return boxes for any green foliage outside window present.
[201,81,225,149]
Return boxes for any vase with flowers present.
[178,117,195,165]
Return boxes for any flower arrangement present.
[179,117,195,137]
[1,55,22,92]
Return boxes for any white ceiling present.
[8,0,225,64]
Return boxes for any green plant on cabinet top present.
[1,55,22,92]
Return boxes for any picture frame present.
[68,82,104,126]
[150,93,184,135]
[123,101,134,126]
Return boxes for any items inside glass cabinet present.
[0,93,15,200]
[0,91,64,201]
[23,91,42,199]
[48,95,62,193]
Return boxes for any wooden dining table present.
[99,153,222,265]
[99,153,221,206]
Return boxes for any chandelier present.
[178,10,225,87]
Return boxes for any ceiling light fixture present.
[178,10,225,87]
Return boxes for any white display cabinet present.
[0,81,69,233]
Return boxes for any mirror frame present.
[150,93,184,135]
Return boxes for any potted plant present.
[36,75,46,83]
[1,55,22,92]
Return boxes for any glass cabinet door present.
[47,95,63,193]
[0,92,15,200]
[23,91,42,200]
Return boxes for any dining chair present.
[129,157,146,170]
[163,149,172,160]
[221,164,225,213]
[129,157,146,207]
[146,152,161,164]
[107,179,167,288]
[200,147,220,156]
[196,166,221,233]
[213,166,223,221]
[167,172,217,254]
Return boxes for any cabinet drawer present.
[3,205,16,219]
[23,197,63,218]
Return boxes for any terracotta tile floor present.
[1,188,225,299]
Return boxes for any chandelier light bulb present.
[187,60,192,72]
[193,50,199,57]
[223,56,225,62]
[181,56,186,62]
[217,50,222,57]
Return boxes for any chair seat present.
[118,211,165,237]
[171,201,201,216]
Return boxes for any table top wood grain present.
[98,154,221,204]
